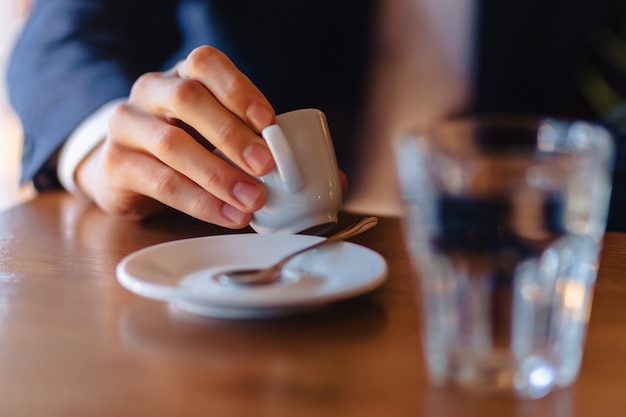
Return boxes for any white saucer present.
[116,234,388,319]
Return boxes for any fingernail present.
[233,181,262,209]
[243,142,273,174]
[222,203,247,224]
[246,102,274,132]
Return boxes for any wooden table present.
[0,191,625,417]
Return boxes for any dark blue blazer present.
[7,0,626,229]
[6,0,376,187]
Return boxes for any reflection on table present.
[0,191,624,416]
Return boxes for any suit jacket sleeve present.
[6,0,181,186]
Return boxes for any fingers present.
[129,46,276,177]
[80,141,253,228]
[130,73,273,176]
[113,150,252,227]
[76,45,278,229]
[108,105,266,216]
[178,46,274,133]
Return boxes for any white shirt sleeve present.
[57,98,127,195]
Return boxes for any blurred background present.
[0,0,35,211]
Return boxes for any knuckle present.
[98,144,138,193]
[169,78,201,112]
[219,76,243,103]
[214,119,239,144]
[99,142,125,173]
[107,104,132,137]
[130,72,160,97]
[151,170,180,197]
[202,165,228,191]
[185,46,224,76]
[187,190,216,217]
[152,125,180,155]
[109,102,131,121]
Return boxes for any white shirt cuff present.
[57,98,127,195]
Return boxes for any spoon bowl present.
[217,216,379,286]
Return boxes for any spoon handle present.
[274,216,379,270]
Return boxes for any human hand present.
[75,46,276,228]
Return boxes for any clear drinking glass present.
[395,115,614,398]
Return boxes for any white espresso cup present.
[250,108,343,234]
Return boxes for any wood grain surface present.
[0,191,624,417]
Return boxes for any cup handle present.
[261,125,304,193]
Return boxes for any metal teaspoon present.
[217,216,379,286]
